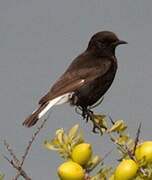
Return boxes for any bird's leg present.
[75,106,88,120]
[87,111,101,133]
[81,107,89,121]
[86,109,93,123]
[82,107,86,119]
[81,107,101,133]
[78,106,106,134]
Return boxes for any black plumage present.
[23,31,127,127]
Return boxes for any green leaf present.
[115,134,129,145]
[44,140,59,150]
[86,155,101,172]
[56,128,64,144]
[68,124,79,141]
[108,120,127,133]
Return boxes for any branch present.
[3,140,20,166]
[3,117,48,179]
[133,122,142,155]
[21,118,48,166]
[3,155,31,180]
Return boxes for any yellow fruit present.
[58,161,85,180]
[71,143,92,166]
[135,141,152,164]
[114,159,138,180]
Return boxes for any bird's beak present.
[116,40,128,45]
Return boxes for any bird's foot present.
[75,106,107,134]
[82,108,93,122]
[81,107,107,134]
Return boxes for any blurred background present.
[0,0,152,179]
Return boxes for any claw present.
[78,106,105,134]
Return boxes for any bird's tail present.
[23,93,72,128]
[22,102,49,127]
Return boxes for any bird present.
[23,31,127,127]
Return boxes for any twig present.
[4,117,48,179]
[108,115,115,125]
[116,143,134,161]
[102,149,113,162]
[13,173,20,180]
[3,155,31,180]
[3,140,20,166]
[21,118,48,166]
[133,122,142,155]
[125,145,135,160]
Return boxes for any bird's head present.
[87,31,127,56]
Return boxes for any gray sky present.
[0,0,152,179]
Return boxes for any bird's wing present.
[39,58,112,105]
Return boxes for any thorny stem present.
[21,118,48,166]
[3,155,31,180]
[3,117,48,179]
[133,122,142,155]
[3,140,20,166]
[76,106,107,134]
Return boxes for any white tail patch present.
[38,92,73,119]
